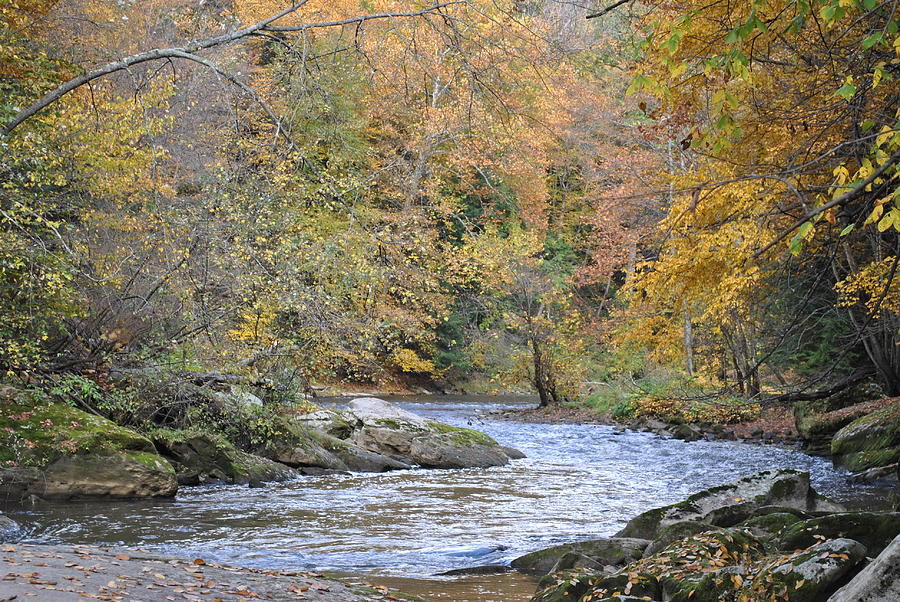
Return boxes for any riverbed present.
[3,396,895,600]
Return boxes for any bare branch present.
[1,1,313,135]
[263,2,465,32]
[586,0,635,20]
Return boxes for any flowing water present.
[3,396,896,600]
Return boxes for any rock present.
[151,431,296,486]
[345,398,512,469]
[739,511,803,540]
[794,399,874,455]
[831,403,900,472]
[439,564,512,576]
[548,552,605,574]
[634,530,767,601]
[776,512,900,555]
[210,386,264,411]
[849,462,899,484]
[615,469,844,540]
[511,538,649,575]
[671,423,703,441]
[751,538,866,601]
[643,520,716,557]
[346,397,432,428]
[501,445,527,459]
[668,566,748,602]
[407,433,510,469]
[289,408,356,439]
[34,452,177,499]
[0,393,178,500]
[0,514,22,542]
[827,532,900,602]
[534,572,660,602]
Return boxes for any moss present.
[0,392,156,468]
[429,421,497,446]
[129,451,176,474]
[831,404,900,471]
[776,512,900,554]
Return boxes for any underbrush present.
[580,367,760,425]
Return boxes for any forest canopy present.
[1,0,898,411]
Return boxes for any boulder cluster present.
[0,387,522,502]
[510,469,898,602]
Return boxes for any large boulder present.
[273,412,412,473]
[615,469,843,540]
[831,403,900,472]
[344,397,518,469]
[511,538,649,575]
[150,431,296,486]
[828,532,900,601]
[748,538,867,602]
[793,387,884,455]
[0,391,177,500]
[33,451,177,499]
[775,512,900,555]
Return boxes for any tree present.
[605,0,900,396]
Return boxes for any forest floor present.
[0,543,419,602]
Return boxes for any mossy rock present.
[615,469,840,541]
[0,388,177,500]
[150,429,296,486]
[532,571,601,602]
[535,573,659,601]
[643,520,716,557]
[776,512,900,555]
[35,451,176,499]
[668,566,747,602]
[747,538,866,601]
[0,393,156,468]
[831,403,900,471]
[512,538,649,575]
[794,395,880,456]
[739,512,803,541]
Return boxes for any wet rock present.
[511,538,649,575]
[501,445,527,459]
[831,403,900,472]
[407,433,510,469]
[776,512,900,556]
[671,423,703,441]
[751,538,866,601]
[439,564,512,576]
[827,532,900,601]
[615,469,844,540]
[0,514,21,542]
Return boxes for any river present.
[4,395,895,600]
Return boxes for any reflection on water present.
[3,396,894,584]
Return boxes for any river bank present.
[0,543,421,601]
[2,395,896,601]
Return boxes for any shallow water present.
[4,395,895,596]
